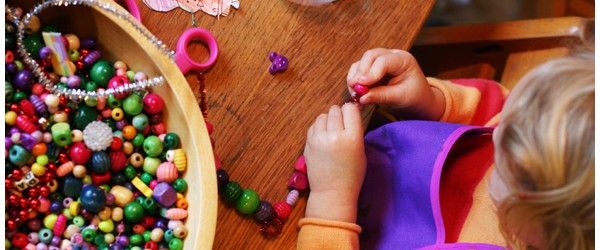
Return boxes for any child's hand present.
[303,103,366,223]
[347,48,445,121]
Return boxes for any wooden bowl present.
[13,0,217,248]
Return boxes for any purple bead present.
[268,52,289,74]
[253,200,274,222]
[39,47,53,60]
[124,182,135,191]
[153,217,169,231]
[83,51,101,67]
[50,201,63,214]
[30,95,47,115]
[27,219,42,231]
[115,120,127,130]
[14,69,35,91]
[10,127,20,135]
[36,242,48,250]
[48,246,60,250]
[20,133,37,150]
[6,137,13,149]
[216,169,229,189]
[80,209,94,220]
[67,75,81,88]
[6,62,18,74]
[268,52,279,61]
[116,235,129,247]
[152,182,177,207]
[109,244,124,250]
[80,37,97,50]
[51,236,61,246]
[105,193,115,206]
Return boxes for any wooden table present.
[137,0,435,248]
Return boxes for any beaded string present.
[196,73,309,238]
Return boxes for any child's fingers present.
[312,113,328,134]
[359,84,406,106]
[366,50,414,82]
[327,105,344,131]
[355,48,392,82]
[341,103,363,133]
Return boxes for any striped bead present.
[156,162,178,183]
[222,181,242,204]
[253,201,273,222]
[285,189,299,207]
[16,114,37,133]
[29,95,47,115]
[56,161,75,177]
[172,149,187,171]
[165,208,188,220]
[272,201,292,221]
[109,150,127,172]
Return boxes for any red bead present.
[90,171,111,185]
[19,209,29,220]
[42,172,54,182]
[110,136,123,151]
[54,214,67,236]
[47,163,57,173]
[353,84,370,96]
[5,179,14,189]
[39,186,50,197]
[70,142,92,164]
[16,114,37,133]
[29,199,40,209]
[59,96,67,106]
[140,216,155,228]
[19,198,28,209]
[76,60,85,70]
[28,187,39,197]
[6,220,17,231]
[141,124,151,136]
[58,153,69,163]
[31,84,45,96]
[11,232,28,248]
[272,201,292,220]
[109,150,127,171]
[12,169,23,180]
[80,49,90,57]
[151,123,165,135]
[10,103,21,113]
[144,241,158,250]
[294,156,307,174]
[107,76,130,99]
[9,194,19,206]
[288,171,309,192]
[19,99,36,117]
[63,107,71,114]
[143,93,164,115]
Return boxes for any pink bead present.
[70,233,83,247]
[53,214,67,236]
[288,171,309,192]
[149,180,159,190]
[158,133,166,141]
[156,162,178,183]
[107,76,130,99]
[28,232,39,244]
[273,201,292,220]
[17,115,37,133]
[285,189,300,207]
[38,198,50,213]
[43,132,53,143]
[294,156,307,174]
[36,242,48,250]
[165,208,188,220]
[143,93,164,115]
[214,153,222,171]
[109,151,127,171]
[70,142,91,165]
[353,84,369,96]
[101,108,112,118]
[205,121,214,134]
[151,123,165,135]
[116,69,127,76]
[24,243,35,250]
[56,161,75,177]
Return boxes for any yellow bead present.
[71,129,83,142]
[111,108,125,121]
[70,201,81,216]
[5,111,17,126]
[31,163,46,176]
[73,165,87,178]
[47,179,58,192]
[82,175,93,184]
[64,34,80,50]
[111,207,124,222]
[43,214,58,229]
[129,153,144,168]
[131,177,153,198]
[150,228,164,242]
[53,111,69,123]
[176,193,184,200]
[98,219,114,233]
[25,15,41,34]
[109,185,134,208]
[104,233,115,244]
[173,225,188,239]
[173,149,187,172]
[98,206,112,220]
[62,208,73,220]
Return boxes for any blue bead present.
[50,200,63,214]
[8,144,31,166]
[61,176,83,198]
[79,185,106,213]
[90,151,111,174]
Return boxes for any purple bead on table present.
[253,200,274,222]
[268,52,289,75]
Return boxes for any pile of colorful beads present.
[5,8,191,250]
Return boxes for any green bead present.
[135,196,145,205]
[86,81,98,92]
[132,114,149,131]
[126,70,135,82]
[132,134,145,147]
[36,155,49,165]
[168,238,183,250]
[163,133,181,150]
[140,173,153,186]
[5,81,14,101]
[84,96,99,107]
[62,208,73,220]
[124,165,137,180]
[38,228,53,244]
[107,95,123,108]
[236,189,261,214]
[89,60,115,88]
[8,144,32,166]
[131,247,142,250]
[143,136,163,157]
[102,118,117,131]
[130,234,143,246]
[23,33,44,59]
[123,94,143,116]
[164,229,174,242]
[222,181,243,203]
[94,233,106,246]
[56,83,68,90]
[82,228,97,242]
[68,49,80,62]
[13,91,28,103]
[124,202,145,223]
[141,197,157,214]
[142,230,152,242]
[142,157,160,176]
[172,178,188,193]
[14,60,24,70]
[72,105,98,130]
[51,122,73,147]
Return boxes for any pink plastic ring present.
[175,28,219,74]
[115,0,142,22]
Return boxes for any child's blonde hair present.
[493,48,595,249]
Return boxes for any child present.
[297,47,594,249]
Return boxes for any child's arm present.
[298,103,365,249]
[346,48,446,121]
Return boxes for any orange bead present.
[175,198,188,209]
[122,125,137,141]
[133,224,145,234]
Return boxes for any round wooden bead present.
[80,185,106,213]
[24,15,41,34]
[143,135,163,157]
[253,201,273,222]
[173,225,188,239]
[129,153,144,168]
[273,201,292,220]
[222,181,242,204]
[63,224,80,239]
[90,151,111,174]
[64,34,80,50]
[89,60,114,88]
[168,238,183,250]
[163,133,180,150]
[71,129,83,142]
[156,162,178,183]
[111,108,125,121]
[132,114,149,131]
[150,228,164,242]
[143,157,161,176]
[123,94,143,116]
[97,206,112,221]
[109,185,135,207]
[109,150,127,172]
[167,220,183,230]
[236,189,260,215]
[124,202,145,223]
[69,142,91,165]
[98,219,114,233]
[353,84,370,96]
[72,165,87,178]
[171,178,187,193]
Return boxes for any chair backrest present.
[410,17,594,89]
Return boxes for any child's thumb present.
[359,85,405,106]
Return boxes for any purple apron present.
[357,120,504,250]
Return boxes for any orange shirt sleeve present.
[297,218,362,250]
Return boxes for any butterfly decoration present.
[143,0,240,17]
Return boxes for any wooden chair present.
[410,17,594,90]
